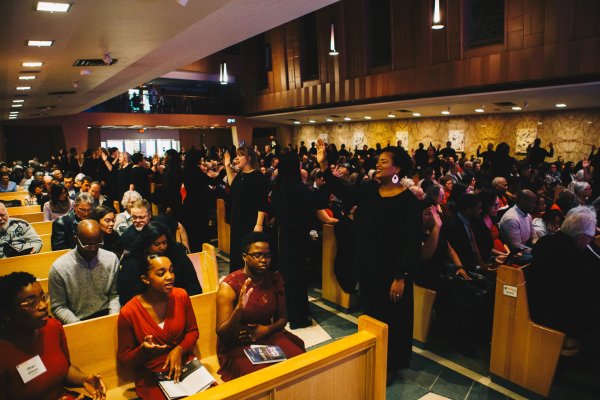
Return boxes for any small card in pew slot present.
[243,345,287,365]
[155,358,215,399]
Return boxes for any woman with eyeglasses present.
[117,255,199,399]
[0,272,107,400]
[118,221,202,306]
[216,232,305,381]
[92,204,124,259]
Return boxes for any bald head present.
[516,189,537,214]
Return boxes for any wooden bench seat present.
[63,289,387,400]
[30,221,53,235]
[0,191,29,202]
[490,265,565,397]
[11,212,44,222]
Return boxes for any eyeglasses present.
[131,214,149,221]
[77,237,104,249]
[19,293,49,310]
[244,252,272,260]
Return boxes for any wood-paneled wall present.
[238,0,600,115]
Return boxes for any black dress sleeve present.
[393,194,423,278]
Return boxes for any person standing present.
[224,146,268,273]
[317,140,421,382]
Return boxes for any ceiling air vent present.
[48,91,77,95]
[396,109,412,113]
[73,58,118,67]
[493,101,517,107]
[29,113,41,116]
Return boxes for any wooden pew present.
[40,234,52,253]
[187,243,220,293]
[216,198,230,255]
[30,221,53,235]
[6,204,40,214]
[0,249,70,276]
[0,191,29,203]
[322,224,437,345]
[12,212,44,223]
[490,265,565,397]
[63,290,388,400]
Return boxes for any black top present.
[160,166,183,209]
[271,182,327,231]
[117,242,202,305]
[102,230,124,259]
[325,170,422,285]
[230,170,267,230]
[130,166,151,200]
[117,164,133,201]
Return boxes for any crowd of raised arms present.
[1,136,599,399]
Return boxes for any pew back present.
[0,191,29,202]
[40,233,52,253]
[30,221,53,235]
[187,243,220,293]
[7,205,39,215]
[0,249,69,276]
[12,212,44,222]
[490,265,565,397]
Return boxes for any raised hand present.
[141,335,168,353]
[316,139,327,166]
[224,151,231,168]
[236,278,254,311]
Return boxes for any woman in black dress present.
[158,149,183,219]
[116,151,133,203]
[317,140,422,381]
[181,149,225,252]
[224,145,268,273]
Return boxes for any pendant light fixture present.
[432,0,444,30]
[329,23,339,56]
[219,63,228,85]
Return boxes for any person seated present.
[51,192,94,250]
[89,181,110,207]
[498,189,538,258]
[91,204,123,259]
[444,194,484,272]
[117,255,199,400]
[0,203,43,258]
[532,209,564,239]
[22,180,45,206]
[118,221,201,306]
[0,272,107,400]
[43,183,74,222]
[115,190,142,235]
[216,232,305,381]
[49,220,120,324]
[0,171,17,192]
[527,206,599,354]
[473,189,510,263]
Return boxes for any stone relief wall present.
[293,109,600,163]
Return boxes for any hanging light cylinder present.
[329,23,339,56]
[432,0,444,29]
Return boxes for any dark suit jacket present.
[51,211,79,250]
[444,215,478,271]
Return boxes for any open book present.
[155,358,215,399]
[243,345,287,365]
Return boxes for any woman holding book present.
[216,232,305,381]
[117,255,199,399]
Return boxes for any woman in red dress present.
[216,232,305,381]
[117,255,199,399]
[0,272,106,400]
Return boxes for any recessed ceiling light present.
[441,110,450,115]
[555,103,567,108]
[16,86,31,90]
[387,113,396,118]
[344,117,351,121]
[9,116,17,119]
[308,120,316,123]
[475,107,485,113]
[511,106,522,111]
[19,76,36,80]
[364,116,372,120]
[22,62,43,67]
[27,40,54,47]
[12,104,22,108]
[326,118,333,122]
[35,2,72,13]
[12,100,24,103]
[412,112,421,117]
[10,111,19,114]
[293,121,301,125]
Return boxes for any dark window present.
[300,13,319,82]
[466,0,504,48]
[367,0,392,67]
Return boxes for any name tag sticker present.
[16,355,47,384]
[503,285,517,298]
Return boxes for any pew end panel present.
[40,233,52,253]
[216,198,230,255]
[321,223,354,310]
[490,265,565,397]
[187,243,219,293]
[413,284,437,346]
[187,315,388,400]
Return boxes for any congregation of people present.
[1,136,600,399]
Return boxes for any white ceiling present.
[0,0,338,121]
[248,81,600,125]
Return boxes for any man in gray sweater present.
[49,219,120,324]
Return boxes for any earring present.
[392,174,399,184]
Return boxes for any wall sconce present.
[329,23,339,56]
[219,62,228,85]
[432,0,445,30]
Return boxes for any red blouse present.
[117,288,199,400]
[0,318,76,400]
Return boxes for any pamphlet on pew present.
[244,344,287,365]
[155,358,215,399]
